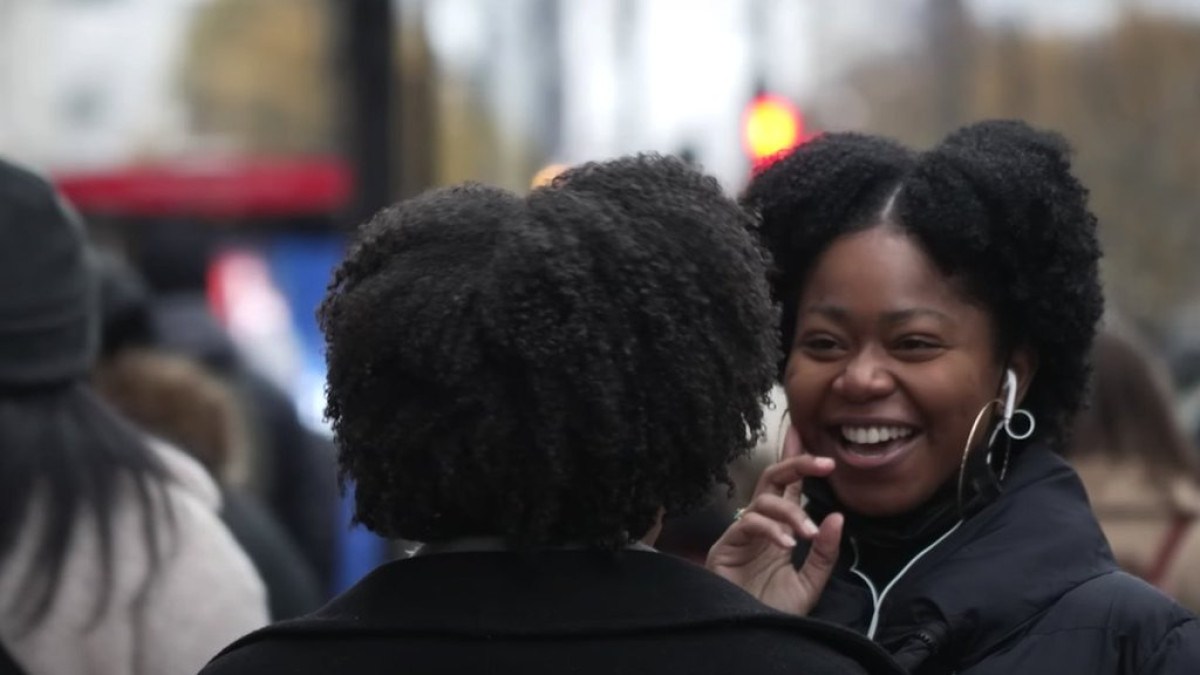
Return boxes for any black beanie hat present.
[0,157,97,387]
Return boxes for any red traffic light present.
[742,94,804,169]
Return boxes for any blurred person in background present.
[134,224,340,592]
[202,155,902,675]
[707,121,1199,673]
[92,254,324,620]
[0,158,268,675]
[1067,328,1200,613]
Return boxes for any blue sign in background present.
[265,233,390,594]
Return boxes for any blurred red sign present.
[53,157,353,219]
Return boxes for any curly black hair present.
[319,155,778,549]
[742,119,1103,447]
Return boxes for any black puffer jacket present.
[800,444,1200,674]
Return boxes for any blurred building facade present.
[0,0,203,170]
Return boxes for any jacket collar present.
[872,444,1118,665]
[411,536,657,556]
[307,549,837,634]
[222,549,903,673]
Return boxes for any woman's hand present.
[706,426,844,616]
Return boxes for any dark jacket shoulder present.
[203,549,902,675]
[1041,569,1195,638]
[1010,570,1200,674]
[807,445,1200,674]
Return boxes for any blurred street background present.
[2,0,1199,594]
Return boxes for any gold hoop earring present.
[958,397,1001,514]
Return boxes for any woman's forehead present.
[800,227,976,312]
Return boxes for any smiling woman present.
[707,120,1200,674]
[786,226,1023,518]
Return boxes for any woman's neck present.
[805,447,1006,584]
[849,482,962,584]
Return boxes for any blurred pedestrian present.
[147,291,340,590]
[1067,328,1200,612]
[202,156,902,675]
[0,158,268,675]
[133,220,340,590]
[92,253,324,620]
[708,121,1200,673]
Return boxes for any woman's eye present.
[895,337,944,352]
[799,335,842,354]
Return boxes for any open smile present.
[828,423,920,470]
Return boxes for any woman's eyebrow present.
[801,305,951,324]
[881,308,953,325]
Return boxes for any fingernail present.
[814,457,835,469]
[781,534,797,548]
[802,520,819,537]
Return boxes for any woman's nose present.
[832,348,895,401]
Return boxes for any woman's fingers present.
[794,512,844,612]
[714,493,818,565]
[749,493,819,539]
[729,511,798,550]
[754,453,836,499]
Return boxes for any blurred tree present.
[434,74,503,189]
[179,0,533,198]
[393,7,436,199]
[180,0,337,154]
[822,10,1200,332]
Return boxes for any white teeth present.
[841,425,914,445]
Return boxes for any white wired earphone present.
[995,368,1036,442]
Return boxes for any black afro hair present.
[742,119,1103,448]
[319,154,778,549]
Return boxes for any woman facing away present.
[1066,328,1200,613]
[707,121,1200,674]
[201,155,903,675]
[0,158,268,675]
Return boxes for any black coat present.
[219,487,323,620]
[0,641,22,675]
[200,549,903,675]
[801,444,1200,674]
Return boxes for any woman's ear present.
[1008,346,1039,407]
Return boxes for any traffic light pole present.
[340,0,396,225]
[333,0,395,593]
